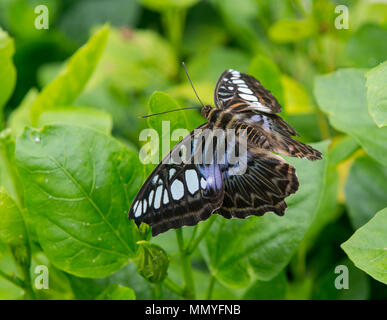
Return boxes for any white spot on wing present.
[233,79,245,84]
[185,169,199,195]
[171,179,184,200]
[134,201,142,217]
[200,177,207,189]
[148,190,154,205]
[169,168,176,179]
[152,175,159,185]
[239,93,258,102]
[238,87,253,94]
[163,190,169,204]
[143,199,147,213]
[154,185,162,209]
[251,102,271,112]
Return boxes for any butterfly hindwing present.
[231,111,322,161]
[219,148,299,219]
[214,69,282,113]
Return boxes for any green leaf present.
[0,187,28,248]
[315,69,387,166]
[242,272,287,300]
[37,106,113,134]
[345,155,387,229]
[202,141,329,286]
[341,207,387,284]
[30,26,109,126]
[281,75,315,115]
[366,60,387,128]
[15,124,144,278]
[346,24,387,68]
[268,19,315,43]
[96,284,135,300]
[135,240,169,283]
[248,54,284,106]
[304,166,340,247]
[328,135,359,167]
[146,91,193,163]
[0,28,16,125]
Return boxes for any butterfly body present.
[129,69,322,236]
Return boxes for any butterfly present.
[129,69,322,236]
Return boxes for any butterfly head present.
[201,105,212,119]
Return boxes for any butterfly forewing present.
[128,124,224,236]
[214,69,282,113]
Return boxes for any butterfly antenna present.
[182,61,204,107]
[138,107,200,119]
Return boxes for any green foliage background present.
[0,0,386,300]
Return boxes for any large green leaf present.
[366,60,387,128]
[0,28,16,125]
[30,26,109,125]
[145,91,199,163]
[315,69,387,166]
[345,155,387,229]
[201,141,329,286]
[37,106,113,134]
[15,124,143,278]
[341,207,387,284]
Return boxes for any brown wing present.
[214,69,282,113]
[232,111,322,161]
[218,149,299,219]
[128,123,225,236]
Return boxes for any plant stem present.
[162,7,186,69]
[153,282,162,300]
[163,276,185,297]
[0,269,25,289]
[206,274,216,300]
[186,215,217,255]
[175,228,195,299]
